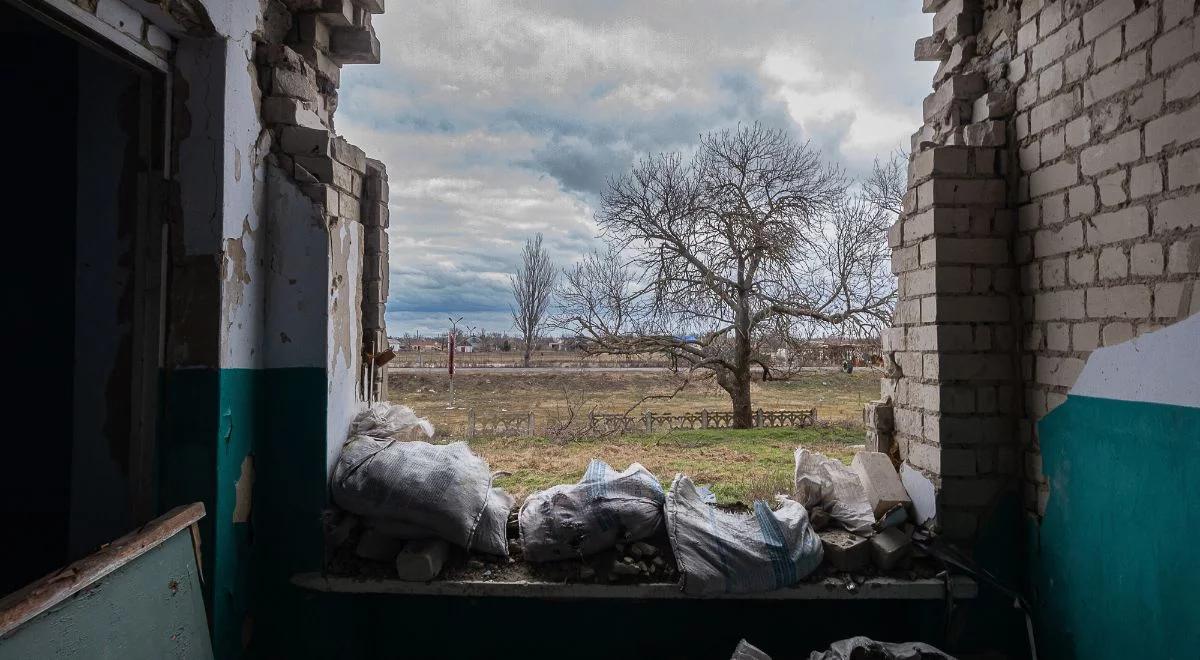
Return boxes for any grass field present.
[470,425,864,505]
[386,368,880,504]
[388,368,881,437]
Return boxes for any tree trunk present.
[729,374,753,428]
[522,345,532,368]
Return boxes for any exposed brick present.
[1153,281,1188,318]
[1142,101,1200,156]
[1151,20,1199,74]
[1069,184,1097,216]
[1093,26,1123,68]
[1030,159,1080,196]
[1155,193,1200,232]
[1098,170,1128,206]
[1166,60,1200,102]
[1032,19,1082,70]
[1069,253,1097,284]
[1034,220,1085,256]
[1102,321,1135,345]
[1168,148,1200,189]
[1129,79,1166,122]
[1088,206,1149,245]
[1034,289,1086,319]
[1073,322,1100,350]
[1036,355,1086,387]
[1163,0,1195,31]
[1168,238,1200,273]
[1131,242,1164,276]
[1087,284,1152,318]
[1082,0,1136,42]
[1125,7,1159,52]
[1083,52,1148,106]
[1031,89,1081,132]
[1130,163,1164,199]
[1081,130,1142,176]
[1099,246,1129,279]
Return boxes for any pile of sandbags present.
[665,475,824,595]
[519,460,665,562]
[331,403,512,557]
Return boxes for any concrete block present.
[915,34,950,61]
[963,120,1005,146]
[899,464,936,525]
[972,91,1013,121]
[870,528,913,570]
[355,529,404,562]
[818,530,870,572]
[319,0,355,26]
[272,68,319,102]
[394,538,450,581]
[280,125,332,156]
[295,14,331,52]
[332,137,367,173]
[1081,129,1141,176]
[331,25,381,64]
[262,96,325,129]
[295,154,357,192]
[864,400,894,432]
[852,452,912,519]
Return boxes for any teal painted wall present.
[0,532,212,660]
[162,367,332,660]
[1029,395,1200,659]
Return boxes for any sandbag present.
[331,437,510,556]
[519,460,665,562]
[666,474,823,595]
[807,637,955,660]
[350,402,434,440]
[793,448,875,535]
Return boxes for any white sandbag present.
[331,437,510,556]
[793,448,875,535]
[351,402,435,440]
[807,637,954,660]
[666,475,823,596]
[519,460,665,562]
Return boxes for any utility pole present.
[447,316,463,408]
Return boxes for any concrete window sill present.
[291,573,977,600]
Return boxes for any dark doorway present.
[0,0,167,595]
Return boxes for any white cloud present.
[337,0,936,335]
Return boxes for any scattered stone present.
[579,565,596,580]
[466,559,485,571]
[354,530,404,562]
[652,556,665,568]
[819,530,870,572]
[852,452,913,519]
[623,556,636,564]
[630,541,658,558]
[870,527,913,571]
[637,561,650,574]
[809,506,831,531]
[611,561,641,576]
[394,538,449,581]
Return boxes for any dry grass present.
[468,425,864,505]
[387,368,882,439]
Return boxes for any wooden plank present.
[0,503,205,636]
[0,532,211,659]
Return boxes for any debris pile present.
[328,402,511,581]
[326,408,944,591]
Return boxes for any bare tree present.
[861,148,908,218]
[557,123,895,428]
[510,233,557,367]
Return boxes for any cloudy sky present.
[336,1,936,336]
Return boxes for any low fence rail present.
[465,408,817,438]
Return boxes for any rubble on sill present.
[301,510,977,601]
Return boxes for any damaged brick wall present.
[886,0,1200,542]
[255,0,389,396]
